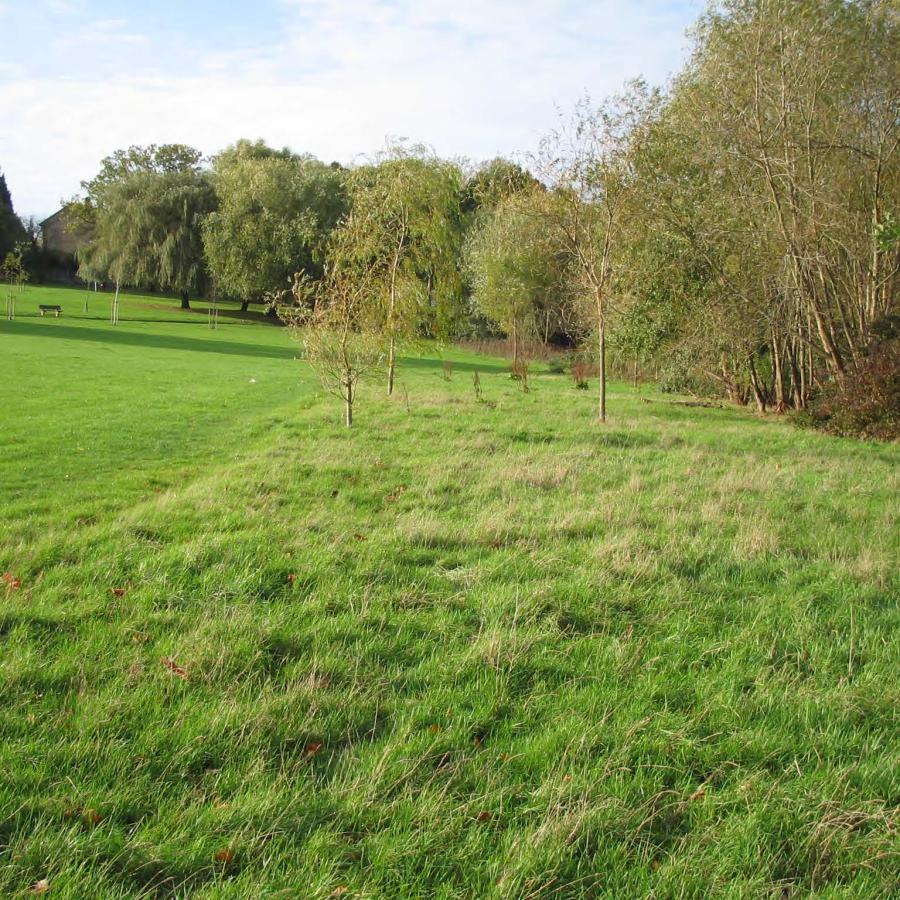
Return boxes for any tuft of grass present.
[0,285,897,898]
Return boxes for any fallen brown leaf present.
[2,572,21,589]
[161,657,188,680]
[31,879,50,895]
[214,849,234,864]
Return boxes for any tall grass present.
[0,286,897,898]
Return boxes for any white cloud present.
[0,0,701,217]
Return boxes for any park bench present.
[38,305,62,318]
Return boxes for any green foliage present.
[463,189,560,362]
[461,157,540,214]
[1,243,28,281]
[80,144,204,207]
[79,167,217,298]
[0,169,27,260]
[337,147,466,384]
[203,141,347,304]
[875,212,900,251]
[626,0,900,410]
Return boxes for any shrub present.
[510,359,530,392]
[571,360,591,390]
[472,371,483,402]
[801,326,900,441]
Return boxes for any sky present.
[0,0,703,220]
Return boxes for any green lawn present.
[1,285,897,898]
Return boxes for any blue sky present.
[0,0,702,218]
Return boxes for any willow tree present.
[203,140,347,310]
[271,212,383,427]
[461,158,540,216]
[79,169,216,308]
[343,146,464,396]
[75,145,215,308]
[464,189,560,369]
[533,83,656,422]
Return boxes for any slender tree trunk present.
[386,226,404,397]
[594,278,607,423]
[387,333,396,397]
[512,320,519,371]
[771,332,785,412]
[748,356,767,414]
[788,337,804,409]
[240,299,250,312]
[180,290,190,310]
[345,384,353,427]
[598,318,607,423]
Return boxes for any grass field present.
[1,285,898,898]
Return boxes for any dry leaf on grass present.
[161,657,188,679]
[2,572,21,589]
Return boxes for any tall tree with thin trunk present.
[343,145,463,396]
[533,84,656,422]
[271,213,382,427]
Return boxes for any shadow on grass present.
[399,355,509,375]
[3,320,516,372]
[0,320,297,361]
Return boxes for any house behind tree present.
[40,206,93,258]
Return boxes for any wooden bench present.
[39,305,62,318]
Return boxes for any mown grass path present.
[1,286,897,897]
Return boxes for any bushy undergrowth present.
[801,327,900,441]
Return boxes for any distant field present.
[1,285,897,898]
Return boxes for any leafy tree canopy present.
[79,167,216,303]
[203,141,347,305]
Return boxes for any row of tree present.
[617,0,900,418]
[65,0,897,430]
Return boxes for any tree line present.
[53,0,898,434]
